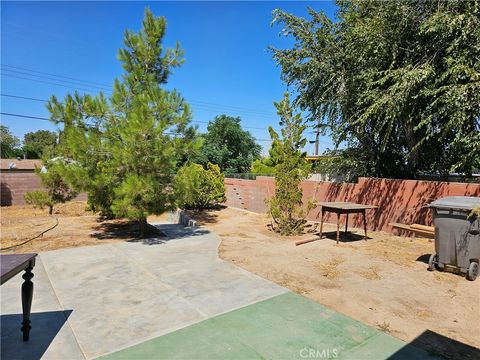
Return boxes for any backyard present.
[1,1,479,359]
[2,202,479,359]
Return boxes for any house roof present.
[0,159,42,170]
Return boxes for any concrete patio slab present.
[2,224,287,359]
[100,292,437,360]
[1,258,84,360]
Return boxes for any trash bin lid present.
[429,196,480,211]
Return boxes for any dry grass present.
[376,321,391,333]
[0,202,168,253]
[316,256,346,279]
[359,265,382,280]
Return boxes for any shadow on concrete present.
[1,310,73,360]
[1,182,12,206]
[127,224,211,245]
[387,329,480,360]
[91,220,165,240]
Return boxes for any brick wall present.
[224,176,480,234]
[1,171,86,206]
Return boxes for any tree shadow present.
[91,220,165,240]
[127,224,211,245]
[1,310,73,360]
[387,329,480,360]
[1,182,12,206]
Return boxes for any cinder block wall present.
[224,176,480,234]
[1,172,87,206]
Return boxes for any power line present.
[0,93,275,131]
[0,112,52,121]
[2,73,110,94]
[0,111,273,142]
[2,68,111,91]
[2,64,112,88]
[1,63,277,118]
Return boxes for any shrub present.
[24,191,53,213]
[174,162,226,210]
[25,159,78,214]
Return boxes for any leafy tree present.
[271,0,480,178]
[267,93,312,235]
[24,159,77,214]
[251,139,282,175]
[195,115,262,174]
[47,9,197,236]
[174,162,226,209]
[23,130,57,159]
[0,125,21,158]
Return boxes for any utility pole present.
[314,118,320,156]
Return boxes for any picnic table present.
[315,202,378,244]
[1,253,37,341]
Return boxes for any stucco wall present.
[224,176,480,234]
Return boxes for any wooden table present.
[315,202,378,244]
[1,253,37,341]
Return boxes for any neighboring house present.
[1,159,43,206]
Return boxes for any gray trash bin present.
[428,196,480,281]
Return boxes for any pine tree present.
[47,8,197,236]
[267,93,312,235]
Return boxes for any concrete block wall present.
[224,176,480,234]
[1,171,87,206]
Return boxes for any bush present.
[174,163,226,210]
[24,191,53,213]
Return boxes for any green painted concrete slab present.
[100,292,437,360]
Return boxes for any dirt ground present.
[0,202,167,253]
[189,207,480,360]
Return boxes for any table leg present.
[345,213,349,240]
[21,263,34,341]
[336,213,340,244]
[319,209,324,239]
[363,210,368,241]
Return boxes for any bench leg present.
[363,210,368,241]
[319,209,324,239]
[336,213,340,244]
[21,264,34,341]
[345,213,349,240]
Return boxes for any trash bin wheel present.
[467,262,478,281]
[428,254,437,271]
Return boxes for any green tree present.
[23,130,57,159]
[0,125,21,158]
[267,93,312,235]
[47,9,197,236]
[251,139,282,175]
[174,162,226,210]
[24,159,77,214]
[271,0,480,178]
[195,115,262,174]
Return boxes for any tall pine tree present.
[47,9,197,236]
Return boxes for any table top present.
[314,202,378,210]
[1,253,37,285]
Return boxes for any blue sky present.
[1,1,337,155]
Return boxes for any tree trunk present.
[139,217,147,238]
[49,205,53,215]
